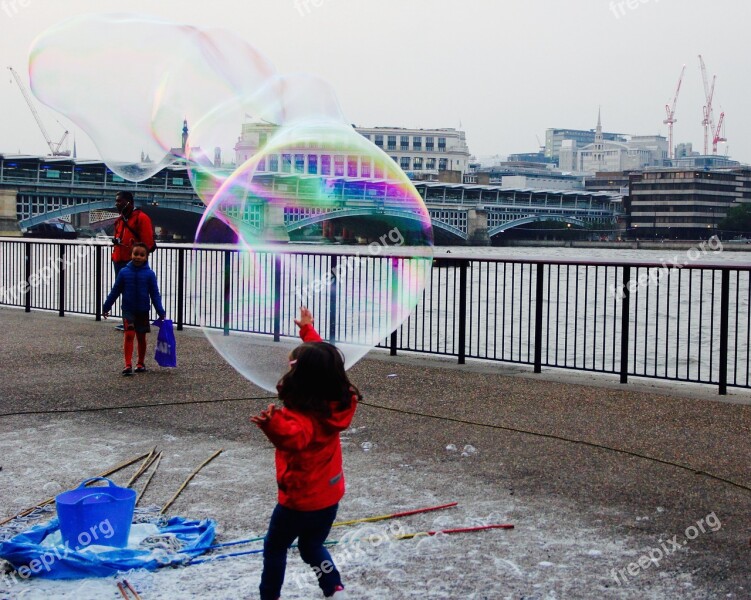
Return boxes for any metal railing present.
[1,238,749,394]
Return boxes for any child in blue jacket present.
[103,242,166,375]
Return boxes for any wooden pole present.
[160,449,223,515]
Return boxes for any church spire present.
[594,107,604,155]
[182,118,189,156]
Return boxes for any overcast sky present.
[1,0,749,164]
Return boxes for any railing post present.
[24,241,31,312]
[328,255,338,343]
[58,244,65,317]
[390,257,398,356]
[176,248,185,331]
[223,250,231,336]
[719,268,730,395]
[534,263,544,373]
[273,254,282,342]
[95,244,102,321]
[458,259,468,365]
[620,265,631,384]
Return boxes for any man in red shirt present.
[111,191,156,330]
[112,191,155,275]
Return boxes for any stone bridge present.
[0,154,622,244]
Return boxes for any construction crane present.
[663,64,685,160]
[698,55,717,156]
[8,66,70,156]
[713,111,726,154]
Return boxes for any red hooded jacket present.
[257,324,357,511]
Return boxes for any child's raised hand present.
[251,403,277,426]
[294,306,314,329]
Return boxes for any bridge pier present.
[262,204,290,243]
[0,189,21,236]
[467,208,490,246]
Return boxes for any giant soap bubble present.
[29,14,275,181]
[30,14,433,391]
[190,78,433,391]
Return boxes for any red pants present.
[123,330,147,368]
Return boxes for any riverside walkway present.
[1,307,749,599]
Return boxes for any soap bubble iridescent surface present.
[30,15,433,391]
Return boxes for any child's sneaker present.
[326,586,347,598]
[135,364,147,373]
[122,367,133,376]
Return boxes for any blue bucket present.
[55,477,136,549]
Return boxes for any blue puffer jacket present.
[103,261,166,316]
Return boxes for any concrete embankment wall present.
[505,240,751,251]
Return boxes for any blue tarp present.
[0,516,215,579]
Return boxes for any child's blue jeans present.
[259,503,342,600]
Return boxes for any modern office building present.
[234,123,471,179]
[545,126,627,162]
[628,168,751,239]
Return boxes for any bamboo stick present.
[333,501,458,527]
[123,579,142,600]
[160,449,223,515]
[125,446,158,488]
[394,523,514,540]
[0,450,154,526]
[117,582,129,600]
[136,452,163,506]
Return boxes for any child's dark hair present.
[132,242,149,252]
[277,342,361,415]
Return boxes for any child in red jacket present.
[252,307,359,600]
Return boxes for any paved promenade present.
[1,306,750,599]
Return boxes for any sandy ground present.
[1,307,750,599]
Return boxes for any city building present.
[234,123,471,180]
[558,112,668,174]
[670,155,741,169]
[628,168,751,239]
[584,171,632,195]
[545,126,626,162]
[467,162,584,190]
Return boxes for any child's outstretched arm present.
[251,404,313,451]
[294,306,322,342]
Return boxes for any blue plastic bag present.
[154,319,177,368]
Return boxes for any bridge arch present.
[488,215,589,238]
[286,206,454,239]
[19,199,207,229]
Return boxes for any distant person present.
[251,307,359,600]
[111,191,156,330]
[102,242,166,375]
